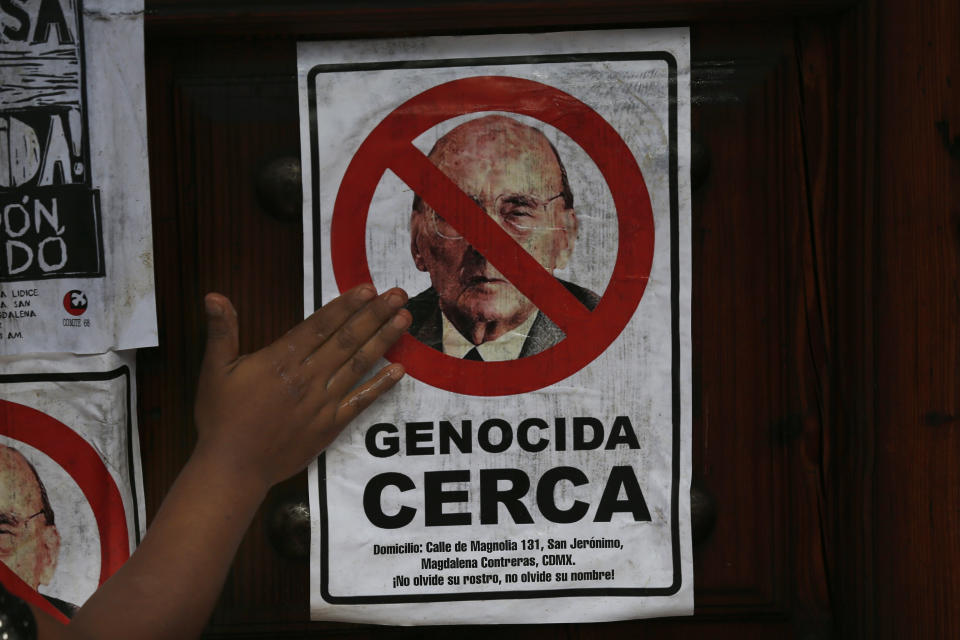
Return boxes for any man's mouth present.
[464,275,506,286]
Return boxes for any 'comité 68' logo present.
[63,290,88,316]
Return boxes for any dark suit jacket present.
[44,594,78,618]
[405,279,600,358]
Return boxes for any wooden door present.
[139,1,960,638]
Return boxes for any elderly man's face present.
[411,117,576,344]
[0,446,59,589]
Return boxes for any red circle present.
[330,76,654,395]
[0,400,129,586]
[63,290,86,316]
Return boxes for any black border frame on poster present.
[306,51,681,603]
[0,366,143,544]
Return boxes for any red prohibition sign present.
[331,76,655,395]
[0,400,129,620]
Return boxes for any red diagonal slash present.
[0,562,70,624]
[390,143,591,333]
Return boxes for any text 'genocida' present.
[360,417,653,529]
[365,416,641,457]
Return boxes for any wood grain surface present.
[138,0,959,637]
[143,0,854,36]
[869,0,960,636]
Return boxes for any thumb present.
[202,293,239,369]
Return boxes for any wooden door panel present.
[691,25,828,630]
[138,2,960,638]
[141,10,839,639]
[141,39,314,629]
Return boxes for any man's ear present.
[36,524,60,586]
[553,207,578,270]
[410,212,429,272]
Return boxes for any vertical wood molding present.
[791,19,837,637]
[828,2,880,637]
[870,0,960,636]
[831,0,960,637]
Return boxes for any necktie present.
[464,347,483,361]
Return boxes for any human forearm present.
[57,285,409,639]
[70,450,267,639]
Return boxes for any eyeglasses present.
[0,509,45,554]
[430,192,565,241]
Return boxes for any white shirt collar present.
[441,311,540,361]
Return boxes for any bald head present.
[413,115,573,215]
[409,115,579,346]
[0,444,60,589]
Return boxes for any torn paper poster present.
[0,0,156,354]
[299,28,692,624]
[0,351,145,619]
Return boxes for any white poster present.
[0,0,157,354]
[0,351,145,621]
[299,28,692,624]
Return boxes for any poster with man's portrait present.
[0,351,145,621]
[299,28,692,624]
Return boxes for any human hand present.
[192,284,410,492]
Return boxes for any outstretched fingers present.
[305,287,408,379]
[274,284,378,367]
[201,293,239,372]
[324,306,411,397]
[332,363,406,429]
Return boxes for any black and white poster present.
[299,29,692,624]
[0,351,145,622]
[0,0,156,354]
